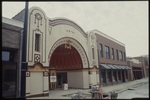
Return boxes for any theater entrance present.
[48,38,89,89]
[56,72,67,88]
[49,43,83,89]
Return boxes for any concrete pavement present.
[27,77,149,99]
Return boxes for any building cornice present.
[49,18,87,38]
[2,17,23,28]
[89,29,125,46]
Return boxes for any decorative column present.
[43,72,49,96]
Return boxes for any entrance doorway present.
[56,72,67,88]
[49,38,89,89]
[49,44,83,89]
[49,44,82,70]
[122,70,125,82]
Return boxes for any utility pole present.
[18,30,23,98]
[20,1,29,98]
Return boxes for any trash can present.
[110,92,118,99]
[63,84,68,90]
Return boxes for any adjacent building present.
[90,30,130,86]
[2,17,23,97]
[127,56,149,81]
[133,56,149,77]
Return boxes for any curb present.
[114,81,148,94]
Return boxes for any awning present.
[107,64,117,69]
[120,66,126,69]
[100,64,111,69]
[113,65,122,69]
[124,66,131,69]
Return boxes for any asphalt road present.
[117,82,149,99]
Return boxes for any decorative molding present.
[88,71,92,74]
[28,65,49,72]
[28,8,47,64]
[66,29,75,34]
[49,19,87,38]
[26,71,30,77]
[43,90,49,92]
[48,37,89,69]
[34,13,43,28]
[34,54,40,63]
[90,33,96,47]
[43,71,48,76]
[96,70,99,74]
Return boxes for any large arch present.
[48,37,89,69]
[48,37,89,89]
[49,44,83,70]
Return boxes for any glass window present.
[2,51,10,61]
[124,52,126,61]
[111,48,115,60]
[116,50,119,60]
[107,69,112,82]
[105,46,110,59]
[101,70,106,83]
[92,48,95,59]
[4,69,16,82]
[126,70,128,79]
[118,71,121,80]
[99,44,103,58]
[119,51,123,61]
[113,70,117,81]
[35,34,40,52]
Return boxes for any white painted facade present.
[26,6,99,97]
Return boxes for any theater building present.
[2,6,130,97]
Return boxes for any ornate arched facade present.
[26,6,99,97]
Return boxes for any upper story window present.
[145,60,148,66]
[99,43,103,58]
[2,51,10,61]
[111,48,115,60]
[116,49,119,61]
[105,46,110,59]
[119,50,123,61]
[35,34,40,52]
[92,48,95,59]
[124,52,126,61]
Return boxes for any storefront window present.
[2,51,10,61]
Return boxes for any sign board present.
[50,76,56,82]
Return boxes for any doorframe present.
[56,72,67,88]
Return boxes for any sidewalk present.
[27,77,149,99]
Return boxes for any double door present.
[57,72,67,88]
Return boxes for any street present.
[27,78,149,99]
[117,82,149,99]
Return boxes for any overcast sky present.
[2,1,149,57]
